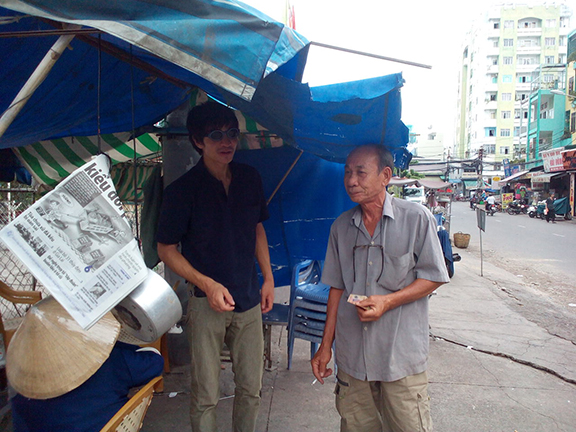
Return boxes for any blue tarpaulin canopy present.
[0,0,410,286]
[0,0,408,166]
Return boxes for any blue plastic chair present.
[261,259,319,369]
[286,260,330,370]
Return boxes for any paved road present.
[450,201,576,278]
[448,200,576,343]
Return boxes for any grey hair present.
[348,144,394,172]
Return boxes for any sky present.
[244,0,576,148]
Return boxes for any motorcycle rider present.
[485,193,496,213]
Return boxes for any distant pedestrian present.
[546,193,556,223]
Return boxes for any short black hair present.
[186,101,239,154]
[348,144,394,172]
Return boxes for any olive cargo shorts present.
[335,369,432,432]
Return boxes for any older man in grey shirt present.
[312,144,449,432]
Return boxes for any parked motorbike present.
[528,200,545,219]
[506,200,528,215]
[530,197,573,220]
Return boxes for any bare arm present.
[311,287,344,384]
[157,242,235,312]
[356,278,444,322]
[255,223,274,313]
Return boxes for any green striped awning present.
[14,133,161,188]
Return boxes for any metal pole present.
[479,228,483,277]
[0,24,80,139]
[309,41,432,70]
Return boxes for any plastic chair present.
[99,375,163,432]
[262,302,290,369]
[287,260,330,370]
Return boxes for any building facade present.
[455,2,573,165]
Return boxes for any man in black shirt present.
[157,101,274,432]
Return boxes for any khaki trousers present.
[335,369,432,432]
[187,296,263,432]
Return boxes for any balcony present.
[516,27,542,36]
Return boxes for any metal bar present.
[0,24,80,140]
[310,41,432,70]
[0,28,102,38]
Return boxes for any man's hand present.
[311,345,333,384]
[204,280,235,312]
[260,278,274,313]
[355,295,390,322]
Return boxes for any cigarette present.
[311,379,318,385]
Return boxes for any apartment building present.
[454,2,573,165]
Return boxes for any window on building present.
[504,39,514,47]
[485,144,496,154]
[488,93,497,101]
[500,129,511,137]
[486,128,496,137]
[504,20,514,29]
[545,19,556,28]
[560,17,570,28]
[501,111,511,119]
[571,112,575,133]
[493,39,499,48]
[560,36,567,46]
[545,38,556,46]
[514,127,520,136]
[545,56,555,64]
[490,110,497,119]
[493,21,500,29]
[570,77,574,92]
[500,146,510,154]
[503,75,512,83]
[490,74,498,84]
[503,56,513,65]
[502,93,512,101]
[559,54,566,63]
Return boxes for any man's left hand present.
[355,295,390,322]
[260,279,275,313]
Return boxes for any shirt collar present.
[350,191,396,227]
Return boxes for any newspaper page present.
[0,155,148,329]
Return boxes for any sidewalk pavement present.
[143,248,576,432]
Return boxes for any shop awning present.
[529,172,562,183]
[417,179,453,190]
[498,170,529,185]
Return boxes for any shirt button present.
[370,241,374,245]
[369,261,373,266]
[364,326,368,331]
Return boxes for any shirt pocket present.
[377,252,415,292]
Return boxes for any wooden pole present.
[0,24,80,139]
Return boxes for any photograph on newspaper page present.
[0,155,148,329]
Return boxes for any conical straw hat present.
[6,296,120,399]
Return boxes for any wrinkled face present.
[195,124,238,165]
[344,148,391,205]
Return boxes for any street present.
[450,201,576,277]
[449,200,576,343]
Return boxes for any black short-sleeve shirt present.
[156,158,269,312]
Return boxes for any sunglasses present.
[206,128,240,141]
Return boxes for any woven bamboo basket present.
[453,232,471,249]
